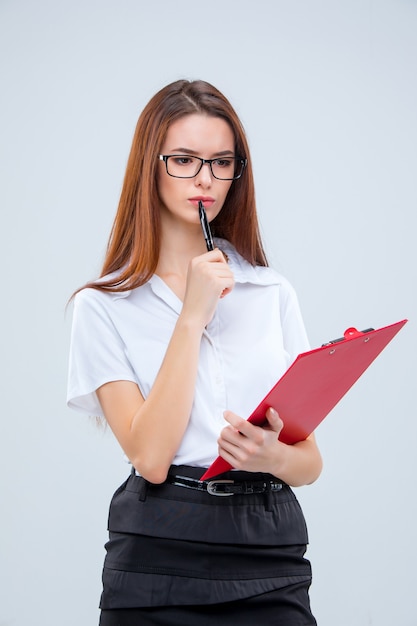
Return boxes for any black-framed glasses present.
[158,154,247,181]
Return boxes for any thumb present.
[265,407,284,435]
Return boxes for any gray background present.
[1,1,416,624]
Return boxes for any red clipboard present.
[201,319,407,481]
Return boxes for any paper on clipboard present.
[200,319,407,481]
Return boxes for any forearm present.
[271,436,323,487]
[130,315,204,481]
[96,314,205,483]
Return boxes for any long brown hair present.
[86,79,267,293]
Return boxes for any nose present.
[194,161,213,188]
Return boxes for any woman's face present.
[157,113,235,229]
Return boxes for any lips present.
[189,196,215,208]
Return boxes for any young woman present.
[67,79,322,625]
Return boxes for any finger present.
[199,248,229,265]
[223,410,246,432]
[265,407,284,435]
[223,411,261,441]
[219,287,232,299]
[218,426,252,463]
[212,247,229,265]
[193,255,234,294]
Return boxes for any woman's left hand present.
[218,407,286,476]
[218,408,323,485]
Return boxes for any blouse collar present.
[110,238,280,301]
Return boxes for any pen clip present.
[199,201,214,251]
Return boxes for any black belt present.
[166,473,284,497]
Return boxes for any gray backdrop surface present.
[1,1,416,624]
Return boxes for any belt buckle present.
[206,479,234,496]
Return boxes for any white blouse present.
[67,239,310,467]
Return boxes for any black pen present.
[198,200,214,251]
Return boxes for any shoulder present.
[73,272,147,309]
[73,285,120,317]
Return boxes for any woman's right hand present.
[181,248,235,328]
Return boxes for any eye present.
[172,156,195,166]
[213,158,232,168]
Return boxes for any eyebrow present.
[169,148,235,157]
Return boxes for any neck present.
[156,222,208,279]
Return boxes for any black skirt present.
[99,465,316,625]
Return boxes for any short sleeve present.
[67,288,138,417]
